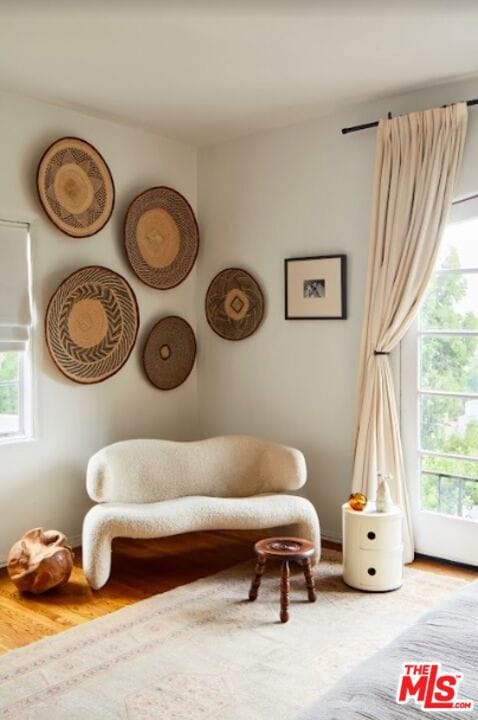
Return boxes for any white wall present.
[0,90,198,561]
[3,75,478,561]
[197,77,478,542]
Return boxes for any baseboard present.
[0,531,341,569]
[321,528,342,544]
[68,533,82,550]
[67,533,81,548]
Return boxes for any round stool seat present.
[249,536,317,623]
[254,537,315,561]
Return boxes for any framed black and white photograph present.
[284,255,347,319]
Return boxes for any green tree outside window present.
[420,247,478,515]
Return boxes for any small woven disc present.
[143,316,196,390]
[205,267,264,340]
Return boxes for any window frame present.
[0,346,34,446]
[0,218,34,445]
[400,195,478,564]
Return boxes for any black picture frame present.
[284,254,347,319]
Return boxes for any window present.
[401,197,478,564]
[417,209,478,520]
[0,350,29,439]
[0,219,33,443]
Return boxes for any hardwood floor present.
[0,530,475,654]
[411,552,477,580]
[0,529,269,653]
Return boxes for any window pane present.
[0,383,19,434]
[421,457,478,519]
[414,204,478,531]
[437,217,478,271]
[0,351,19,381]
[421,272,478,331]
[420,335,478,393]
[420,394,478,457]
[0,352,20,436]
[422,454,478,480]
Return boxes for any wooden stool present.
[248,537,316,623]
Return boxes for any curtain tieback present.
[374,350,390,355]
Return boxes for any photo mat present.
[285,255,347,319]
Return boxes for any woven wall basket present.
[37,137,115,237]
[143,316,196,390]
[124,187,199,289]
[205,267,265,340]
[46,266,139,384]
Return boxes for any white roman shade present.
[0,220,32,351]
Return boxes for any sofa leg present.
[82,524,113,590]
[249,556,266,601]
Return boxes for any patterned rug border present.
[0,548,471,720]
[0,546,467,683]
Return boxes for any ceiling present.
[2,1,478,147]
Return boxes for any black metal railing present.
[422,470,478,518]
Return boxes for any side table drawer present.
[359,548,403,590]
[359,516,401,550]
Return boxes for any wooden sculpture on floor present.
[7,528,74,594]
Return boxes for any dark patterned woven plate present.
[205,268,265,340]
[143,316,196,390]
[46,266,139,384]
[37,137,114,237]
[124,187,199,289]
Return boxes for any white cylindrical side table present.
[342,502,403,591]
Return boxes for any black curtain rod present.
[341,97,478,135]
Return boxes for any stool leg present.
[249,556,266,601]
[280,560,290,623]
[303,558,316,602]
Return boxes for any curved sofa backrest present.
[87,435,307,503]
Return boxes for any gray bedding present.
[300,580,478,719]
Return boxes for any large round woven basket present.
[37,137,115,237]
[205,267,265,340]
[45,266,139,384]
[143,316,196,390]
[124,187,199,289]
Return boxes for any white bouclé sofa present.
[82,435,321,589]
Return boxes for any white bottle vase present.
[376,477,394,513]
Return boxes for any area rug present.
[300,579,478,719]
[0,550,468,720]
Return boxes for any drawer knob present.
[367,531,376,540]
[367,567,376,576]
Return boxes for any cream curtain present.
[352,103,468,563]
